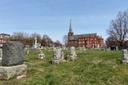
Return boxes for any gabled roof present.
[73,33,97,40]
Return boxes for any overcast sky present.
[0,0,128,42]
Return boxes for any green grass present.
[0,50,128,85]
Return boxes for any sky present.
[0,0,128,43]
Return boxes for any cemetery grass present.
[0,50,128,85]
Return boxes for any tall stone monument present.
[0,48,2,64]
[33,37,38,49]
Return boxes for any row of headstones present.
[38,48,128,64]
[0,41,127,80]
[24,44,128,64]
[36,47,77,64]
[52,47,77,64]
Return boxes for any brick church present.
[67,21,104,48]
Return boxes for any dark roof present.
[0,33,10,36]
[73,33,97,40]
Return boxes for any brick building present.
[67,21,104,48]
[0,33,10,47]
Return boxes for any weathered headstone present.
[121,49,128,64]
[68,47,77,61]
[2,41,24,66]
[37,49,45,60]
[79,47,86,53]
[24,47,30,55]
[0,48,2,64]
[52,48,64,64]
[106,47,111,51]
[53,47,57,52]
[0,48,2,58]
[40,46,44,50]
[26,49,30,55]
[116,46,119,51]
[33,37,38,49]
[0,41,27,80]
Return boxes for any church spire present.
[69,19,73,32]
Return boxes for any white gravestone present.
[24,47,30,55]
[121,49,128,64]
[116,46,119,51]
[79,47,86,53]
[0,48,2,63]
[26,49,30,55]
[68,47,77,61]
[52,48,64,64]
[34,37,38,49]
[37,49,45,60]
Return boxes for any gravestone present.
[0,48,2,58]
[37,49,45,60]
[79,47,86,53]
[0,41,27,80]
[2,41,24,66]
[34,37,38,49]
[106,47,111,51]
[52,48,64,64]
[121,49,128,64]
[26,48,30,55]
[40,46,44,50]
[68,47,77,61]
[0,48,2,64]
[24,47,30,55]
[53,47,57,52]
[116,46,119,51]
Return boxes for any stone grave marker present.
[52,48,64,64]
[2,41,24,66]
[37,49,45,60]
[116,46,119,51]
[0,41,27,80]
[79,47,86,53]
[0,48,2,63]
[68,47,77,61]
[121,49,128,64]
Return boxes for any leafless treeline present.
[107,9,128,49]
[9,32,62,47]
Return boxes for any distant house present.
[0,33,10,47]
[67,21,104,48]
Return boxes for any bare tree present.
[106,36,117,49]
[11,32,28,40]
[42,35,53,47]
[54,40,62,47]
[31,33,41,41]
[10,32,33,46]
[107,10,128,49]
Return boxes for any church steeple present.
[68,19,74,37]
[69,19,73,33]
